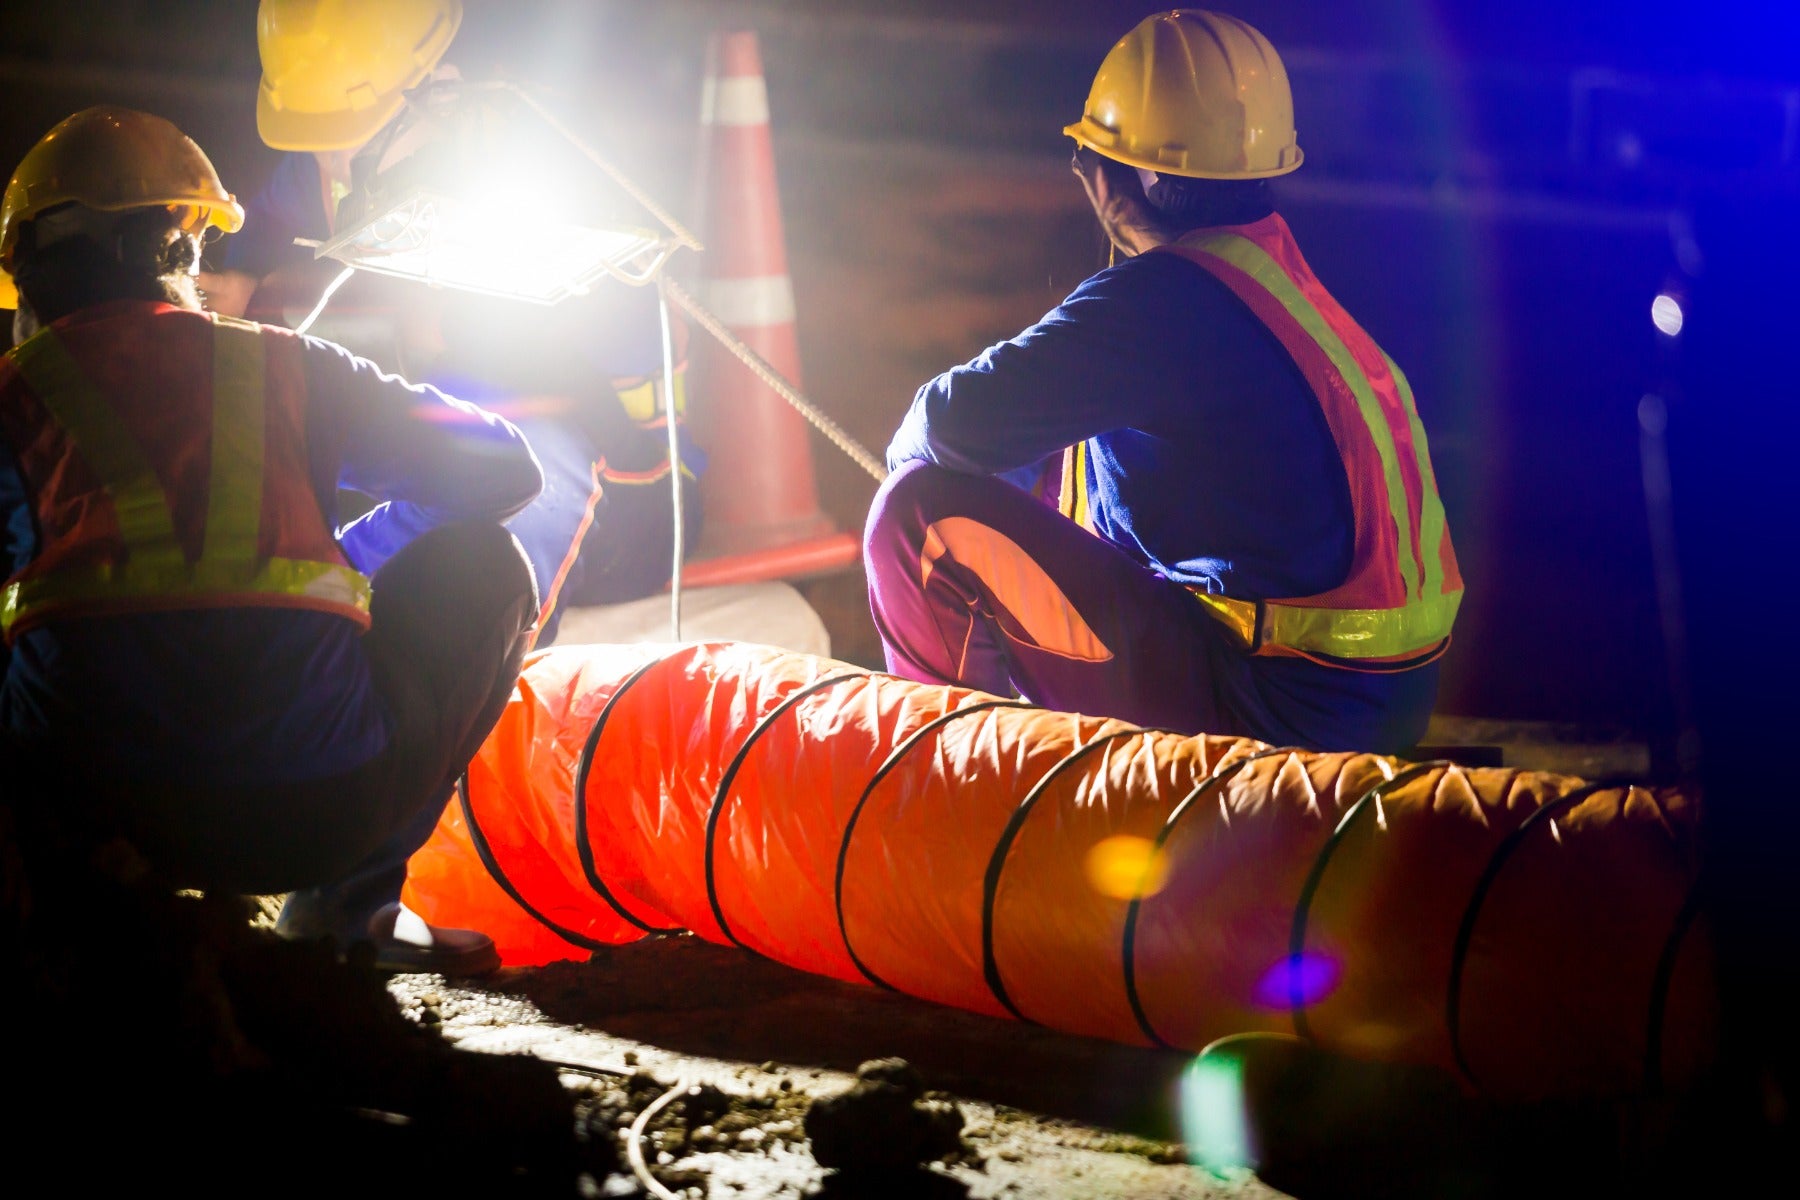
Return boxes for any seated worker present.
[0,107,543,973]
[205,0,702,646]
[864,10,1462,754]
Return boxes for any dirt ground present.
[385,936,1274,1200]
[374,911,1702,1200]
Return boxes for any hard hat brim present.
[258,79,406,152]
[39,193,247,237]
[1064,120,1304,181]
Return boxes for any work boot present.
[276,895,501,976]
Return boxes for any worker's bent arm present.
[296,334,544,575]
[886,257,1190,476]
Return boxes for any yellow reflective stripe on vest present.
[3,556,372,630]
[8,330,184,570]
[1191,233,1423,599]
[614,371,688,424]
[1057,441,1092,532]
[2,320,372,635]
[1385,352,1450,603]
[1191,589,1461,660]
[204,319,266,561]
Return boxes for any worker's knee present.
[864,459,961,548]
[371,520,538,633]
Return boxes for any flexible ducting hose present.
[402,642,1715,1103]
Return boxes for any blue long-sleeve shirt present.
[1,305,542,786]
[889,246,1355,602]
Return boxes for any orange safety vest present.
[0,303,372,641]
[1061,215,1462,670]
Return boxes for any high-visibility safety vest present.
[1061,215,1462,670]
[0,303,372,642]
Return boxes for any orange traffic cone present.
[683,29,860,585]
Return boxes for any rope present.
[662,276,888,483]
[501,85,704,254]
[499,82,888,483]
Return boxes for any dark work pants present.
[504,416,702,647]
[864,460,1438,753]
[116,521,537,902]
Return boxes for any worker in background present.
[0,107,543,974]
[865,10,1462,753]
[203,0,702,647]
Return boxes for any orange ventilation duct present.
[403,642,1715,1102]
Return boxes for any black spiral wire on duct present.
[452,649,1702,1098]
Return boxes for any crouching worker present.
[0,108,543,973]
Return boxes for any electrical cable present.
[628,1078,696,1200]
[537,1057,632,1082]
[294,265,355,337]
[509,79,889,482]
[658,275,684,639]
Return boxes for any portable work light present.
[294,77,878,641]
[305,80,693,304]
[313,186,667,304]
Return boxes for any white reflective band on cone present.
[700,76,771,127]
[702,275,796,329]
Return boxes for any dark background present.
[2,0,1796,749]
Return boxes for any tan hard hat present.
[1064,10,1303,180]
[0,107,244,272]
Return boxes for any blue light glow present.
[1252,952,1343,1010]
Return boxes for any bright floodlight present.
[312,187,668,305]
[306,81,698,305]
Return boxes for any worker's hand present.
[1072,147,1176,259]
[197,268,258,318]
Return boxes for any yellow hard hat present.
[0,267,16,310]
[257,0,463,151]
[0,107,245,272]
[1064,10,1303,180]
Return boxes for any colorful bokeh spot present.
[1083,834,1169,900]
[1252,952,1343,1010]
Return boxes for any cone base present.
[680,530,861,588]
